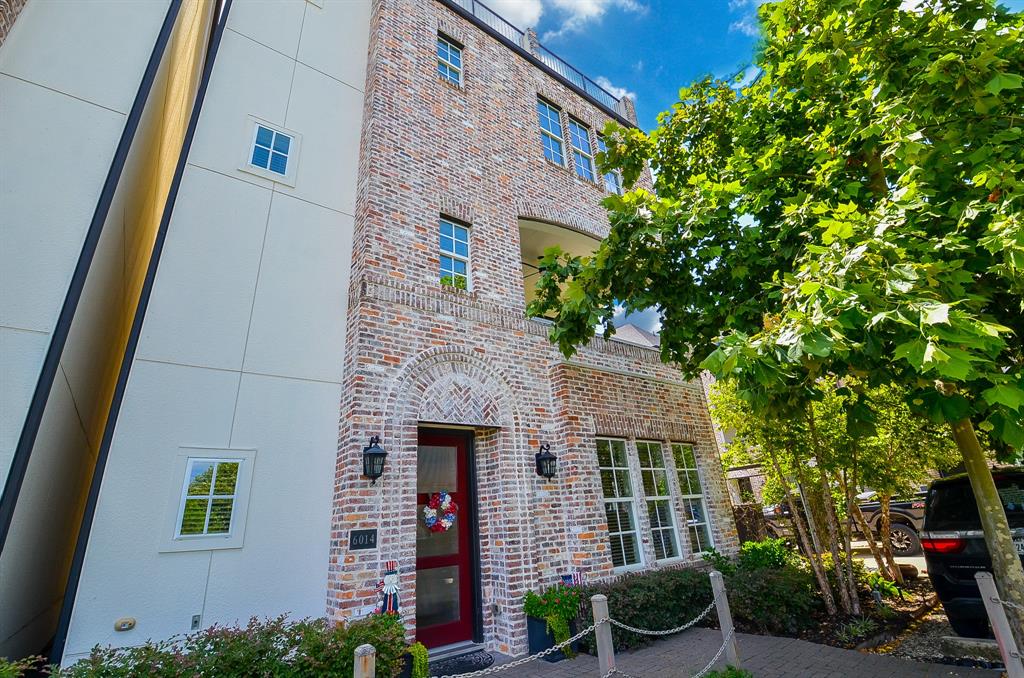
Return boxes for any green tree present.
[530,0,1024,641]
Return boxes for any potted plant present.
[397,642,429,678]
[523,583,581,662]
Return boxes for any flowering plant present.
[422,491,458,533]
[523,583,582,657]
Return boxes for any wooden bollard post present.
[354,643,376,678]
[976,572,1024,678]
[710,570,740,668]
[591,593,615,675]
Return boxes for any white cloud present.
[729,15,760,37]
[541,0,648,40]
[488,0,543,29]
[594,75,636,101]
[728,0,773,37]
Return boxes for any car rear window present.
[926,475,1024,531]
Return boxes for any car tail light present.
[922,537,966,554]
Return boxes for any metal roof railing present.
[446,0,623,114]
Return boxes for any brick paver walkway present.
[491,628,1001,678]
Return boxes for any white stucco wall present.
[0,1,174,657]
[62,0,370,663]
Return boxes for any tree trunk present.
[950,418,1024,649]
[839,471,864,613]
[769,448,837,616]
[851,502,899,583]
[878,495,905,587]
[820,470,857,615]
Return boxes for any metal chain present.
[690,628,736,678]
[601,668,641,678]
[430,618,605,678]
[998,597,1024,614]
[608,599,716,637]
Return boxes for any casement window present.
[536,99,565,165]
[672,443,713,554]
[636,441,680,561]
[161,448,256,552]
[437,34,463,86]
[177,459,240,537]
[240,117,301,186]
[439,218,470,290]
[597,137,623,195]
[596,438,642,569]
[568,118,596,182]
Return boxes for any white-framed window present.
[568,118,595,182]
[672,443,713,554]
[239,116,301,186]
[597,438,643,570]
[437,34,463,86]
[537,98,565,166]
[636,441,680,561]
[439,218,470,290]
[597,137,623,195]
[161,448,256,552]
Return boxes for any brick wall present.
[0,0,27,48]
[330,0,737,654]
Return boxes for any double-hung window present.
[537,99,565,165]
[636,441,680,561]
[597,438,642,569]
[568,118,595,181]
[437,35,462,86]
[439,218,470,289]
[177,459,240,537]
[597,137,623,194]
[672,443,713,554]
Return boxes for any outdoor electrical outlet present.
[191,614,201,631]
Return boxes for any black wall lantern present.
[362,436,387,484]
[535,443,557,480]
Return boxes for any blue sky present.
[490,0,1024,132]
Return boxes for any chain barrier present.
[997,597,1024,614]
[600,668,641,678]
[608,599,716,637]
[430,618,606,678]
[690,628,736,678]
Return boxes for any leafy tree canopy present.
[529,0,1023,451]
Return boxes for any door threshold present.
[428,640,484,662]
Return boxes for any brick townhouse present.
[0,0,736,664]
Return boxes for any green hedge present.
[577,567,714,652]
[726,565,821,634]
[48,614,407,678]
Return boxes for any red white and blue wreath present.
[423,491,458,533]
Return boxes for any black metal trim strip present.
[0,0,184,553]
[433,0,636,128]
[49,0,234,662]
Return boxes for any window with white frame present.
[636,441,680,561]
[672,443,713,553]
[597,137,623,194]
[176,459,241,537]
[250,124,291,176]
[596,438,642,569]
[437,34,462,86]
[568,118,595,181]
[439,218,470,289]
[537,98,565,165]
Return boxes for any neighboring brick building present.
[332,0,738,656]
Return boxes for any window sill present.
[438,283,477,300]
[438,74,464,91]
[613,563,646,575]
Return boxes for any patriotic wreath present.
[423,491,458,533]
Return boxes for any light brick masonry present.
[330,0,739,655]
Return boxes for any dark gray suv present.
[922,468,1024,638]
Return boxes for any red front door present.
[415,431,474,648]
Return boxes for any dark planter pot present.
[397,653,413,678]
[526,616,578,662]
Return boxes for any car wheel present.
[946,613,990,639]
[889,523,922,556]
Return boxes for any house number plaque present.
[349,529,378,551]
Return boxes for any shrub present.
[835,616,879,645]
[524,583,582,658]
[701,547,736,576]
[705,668,754,678]
[1,656,47,678]
[408,642,429,678]
[737,538,795,571]
[866,571,902,599]
[727,565,822,634]
[818,552,870,593]
[55,614,409,678]
[577,567,713,652]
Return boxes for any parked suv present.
[922,468,1024,638]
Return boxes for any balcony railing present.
[446,0,623,114]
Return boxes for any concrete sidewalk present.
[491,628,1001,678]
